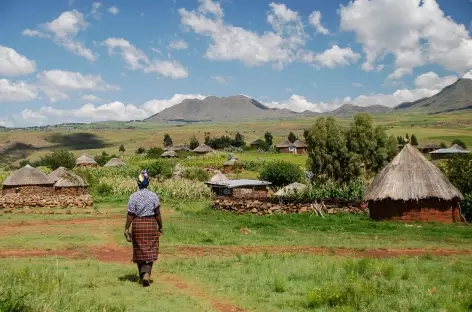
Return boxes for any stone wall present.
[2,185,54,196]
[368,199,462,223]
[212,198,367,215]
[0,194,93,209]
[54,187,89,196]
[231,186,269,199]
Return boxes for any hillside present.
[327,104,391,117]
[145,95,299,122]
[395,78,472,113]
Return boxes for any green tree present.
[119,144,125,154]
[288,132,298,143]
[306,117,349,182]
[303,129,309,141]
[446,153,472,195]
[440,142,447,148]
[233,132,245,147]
[397,136,404,145]
[259,161,303,190]
[451,139,467,149]
[405,133,409,141]
[94,151,118,166]
[189,135,200,150]
[163,134,173,147]
[147,147,164,158]
[410,134,419,146]
[135,147,146,155]
[264,132,273,146]
[38,149,75,170]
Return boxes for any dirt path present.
[2,245,472,260]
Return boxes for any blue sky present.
[0,0,472,126]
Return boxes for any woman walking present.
[124,170,163,287]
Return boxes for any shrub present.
[119,144,125,153]
[446,154,472,194]
[135,147,146,155]
[279,179,365,202]
[94,182,114,197]
[185,167,209,182]
[94,151,118,166]
[163,134,173,147]
[147,147,164,158]
[189,135,199,150]
[147,160,172,179]
[452,139,467,149]
[37,149,75,170]
[259,161,303,189]
[461,193,472,222]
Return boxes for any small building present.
[193,144,214,154]
[104,158,126,167]
[161,150,177,158]
[429,144,470,160]
[54,172,89,196]
[2,165,54,196]
[250,139,266,148]
[420,143,440,154]
[76,155,98,168]
[276,140,307,154]
[165,145,191,152]
[274,182,307,197]
[206,174,271,198]
[364,144,464,223]
[48,166,68,183]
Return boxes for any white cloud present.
[90,2,102,19]
[0,118,14,127]
[23,10,97,61]
[168,39,189,50]
[15,94,206,125]
[144,60,189,79]
[211,75,231,84]
[198,0,224,18]
[414,71,457,89]
[263,94,350,113]
[103,38,188,79]
[463,70,472,80]
[0,46,36,76]
[81,94,102,102]
[0,79,37,102]
[313,45,360,69]
[108,6,119,15]
[352,82,363,87]
[340,0,472,77]
[36,70,119,102]
[309,11,329,35]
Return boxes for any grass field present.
[1,202,472,311]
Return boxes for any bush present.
[36,149,75,170]
[94,182,114,197]
[446,154,472,194]
[147,160,172,179]
[185,167,210,182]
[259,161,303,189]
[279,179,365,202]
[147,147,164,158]
[94,151,118,166]
[461,193,472,222]
[135,147,146,155]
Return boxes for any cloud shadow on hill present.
[44,132,111,150]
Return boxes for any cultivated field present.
[1,112,472,311]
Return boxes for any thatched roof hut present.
[276,140,307,154]
[161,150,177,158]
[428,144,470,160]
[209,171,228,184]
[3,165,53,187]
[274,182,307,196]
[48,167,68,183]
[104,158,125,167]
[193,144,214,154]
[76,154,97,167]
[365,144,463,223]
[54,172,88,188]
[293,140,307,148]
[276,140,293,148]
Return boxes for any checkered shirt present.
[127,188,160,217]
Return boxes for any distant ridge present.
[326,104,391,117]
[394,78,472,114]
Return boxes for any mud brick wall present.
[2,185,54,196]
[212,198,367,215]
[368,199,462,223]
[0,194,94,209]
[54,187,89,196]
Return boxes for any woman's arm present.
[154,206,163,234]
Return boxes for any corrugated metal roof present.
[206,179,271,188]
[429,147,470,154]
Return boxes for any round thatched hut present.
[2,165,54,195]
[364,144,464,223]
[48,166,68,183]
[104,158,125,167]
[54,172,89,195]
[76,155,98,168]
[193,144,214,154]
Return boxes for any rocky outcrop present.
[212,198,367,215]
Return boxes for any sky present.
[1,0,472,127]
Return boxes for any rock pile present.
[212,198,367,215]
[0,194,93,209]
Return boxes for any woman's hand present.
[158,228,164,235]
[124,229,132,242]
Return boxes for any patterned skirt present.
[131,216,159,262]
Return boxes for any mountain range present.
[145,77,471,123]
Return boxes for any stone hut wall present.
[277,147,293,154]
[76,163,98,168]
[0,194,93,209]
[2,185,54,196]
[231,186,269,199]
[212,198,367,215]
[296,147,307,154]
[54,187,89,196]
[368,199,462,223]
